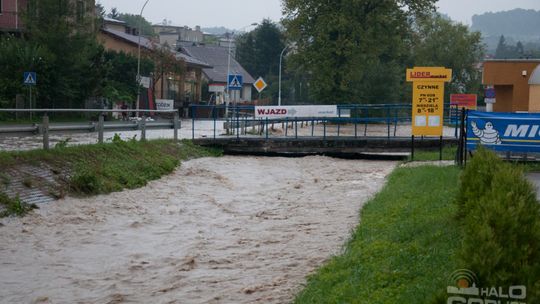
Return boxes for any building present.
[0,0,26,33]
[102,17,129,33]
[153,24,204,49]
[98,25,211,106]
[0,0,95,34]
[179,45,255,103]
[483,60,540,112]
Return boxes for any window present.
[0,0,3,14]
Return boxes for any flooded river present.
[0,156,396,303]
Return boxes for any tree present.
[516,41,525,57]
[95,2,106,18]
[236,19,285,101]
[102,51,154,104]
[283,0,438,103]
[149,45,185,99]
[0,37,50,108]
[495,35,511,59]
[109,7,120,19]
[412,14,485,95]
[118,13,156,37]
[20,0,106,108]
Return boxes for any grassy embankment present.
[296,148,540,303]
[410,145,458,161]
[295,166,461,303]
[0,139,221,217]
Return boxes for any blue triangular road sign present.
[228,74,243,90]
[24,72,37,85]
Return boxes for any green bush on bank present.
[458,148,540,301]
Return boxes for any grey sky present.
[98,0,540,29]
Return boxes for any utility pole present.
[136,0,150,118]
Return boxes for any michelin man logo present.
[471,121,502,145]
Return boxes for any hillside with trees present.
[471,9,540,54]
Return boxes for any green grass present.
[410,145,458,162]
[295,166,461,304]
[0,139,221,208]
[0,193,37,217]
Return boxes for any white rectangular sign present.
[209,84,225,93]
[139,76,151,89]
[255,105,339,119]
[156,99,174,111]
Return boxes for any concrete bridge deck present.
[193,137,459,160]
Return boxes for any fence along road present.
[0,109,180,150]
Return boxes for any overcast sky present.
[98,0,540,29]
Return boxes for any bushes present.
[458,148,540,301]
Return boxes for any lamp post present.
[278,45,289,106]
[225,23,258,117]
[136,0,150,118]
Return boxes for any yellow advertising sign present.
[406,67,452,82]
[407,67,452,137]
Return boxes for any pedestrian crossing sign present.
[24,72,37,86]
[228,74,243,91]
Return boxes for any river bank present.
[0,139,220,216]
[0,156,396,303]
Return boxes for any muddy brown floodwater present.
[0,156,396,304]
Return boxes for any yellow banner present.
[407,67,452,137]
[406,67,452,82]
[412,82,445,136]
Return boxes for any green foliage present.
[412,14,485,95]
[20,0,107,109]
[61,140,221,196]
[495,35,539,59]
[54,138,72,149]
[456,147,502,216]
[0,193,37,218]
[410,145,458,162]
[283,0,436,103]
[117,13,156,37]
[295,166,461,303]
[236,20,286,102]
[0,37,50,107]
[283,1,485,103]
[458,148,540,302]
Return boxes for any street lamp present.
[278,45,289,106]
[225,23,258,116]
[136,0,150,118]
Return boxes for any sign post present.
[406,67,452,160]
[24,72,37,120]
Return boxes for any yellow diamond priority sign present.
[253,77,268,93]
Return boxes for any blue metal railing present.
[190,104,461,140]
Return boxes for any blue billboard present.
[467,111,540,153]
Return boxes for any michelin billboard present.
[467,111,540,153]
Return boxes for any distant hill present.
[471,9,540,52]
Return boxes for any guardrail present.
[0,109,180,150]
[190,104,462,140]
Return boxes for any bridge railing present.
[190,104,461,140]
